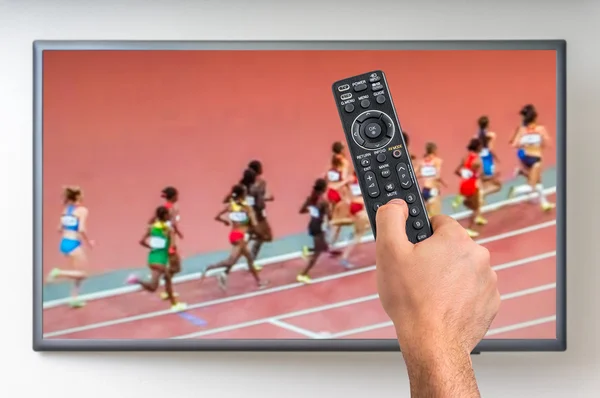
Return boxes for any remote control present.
[331,70,433,243]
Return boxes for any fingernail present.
[387,199,406,206]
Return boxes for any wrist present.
[399,332,479,398]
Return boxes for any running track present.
[43,195,557,340]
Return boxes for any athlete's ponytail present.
[161,186,178,201]
[63,186,82,204]
[477,116,489,148]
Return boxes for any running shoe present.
[217,272,228,291]
[466,229,479,238]
[296,274,312,284]
[340,259,353,269]
[451,195,463,210]
[47,268,61,282]
[126,274,139,285]
[542,202,556,212]
[68,299,86,309]
[160,292,179,300]
[170,302,188,312]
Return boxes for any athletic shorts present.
[422,187,439,202]
[459,179,478,198]
[308,220,324,237]
[520,155,541,169]
[349,202,364,215]
[148,249,169,266]
[481,156,495,177]
[229,230,249,245]
[59,238,81,255]
[326,188,342,204]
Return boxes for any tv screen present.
[34,41,565,351]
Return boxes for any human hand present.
[375,199,500,360]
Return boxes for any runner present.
[508,106,556,211]
[298,178,331,284]
[47,186,94,309]
[126,206,187,312]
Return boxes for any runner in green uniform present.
[126,206,187,312]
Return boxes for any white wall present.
[2,0,598,396]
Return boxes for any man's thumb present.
[375,199,413,251]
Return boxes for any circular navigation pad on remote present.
[350,110,395,150]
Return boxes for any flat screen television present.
[33,40,566,352]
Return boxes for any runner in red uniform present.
[339,172,370,269]
[324,155,352,251]
[455,139,486,238]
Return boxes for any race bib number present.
[149,236,167,249]
[430,187,439,197]
[229,211,248,223]
[327,170,340,182]
[165,220,173,228]
[61,215,78,227]
[520,134,542,145]
[460,168,474,179]
[245,196,255,206]
[479,148,490,157]
[308,205,320,218]
[420,165,437,178]
[350,183,361,196]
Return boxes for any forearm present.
[401,337,479,398]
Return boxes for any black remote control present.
[331,70,433,243]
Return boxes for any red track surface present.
[42,50,556,274]
[44,197,557,340]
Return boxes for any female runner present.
[510,104,535,178]
[247,161,275,261]
[326,154,355,239]
[126,206,187,312]
[157,187,183,300]
[476,116,502,202]
[298,178,331,284]
[47,187,94,308]
[202,184,268,291]
[417,142,446,217]
[455,139,487,238]
[339,172,370,269]
[508,107,555,211]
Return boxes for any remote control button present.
[409,206,420,217]
[364,122,382,139]
[381,169,391,178]
[351,123,365,145]
[364,171,380,198]
[354,83,367,92]
[384,182,395,192]
[344,103,355,113]
[340,93,352,101]
[376,153,387,163]
[372,82,384,91]
[357,111,377,123]
[392,149,402,158]
[338,84,350,92]
[360,99,371,108]
[376,95,386,104]
[416,232,429,242]
[413,219,424,230]
[381,114,394,134]
[373,202,383,211]
[369,74,381,83]
[360,158,370,167]
[405,193,416,203]
[396,163,413,189]
[364,141,383,150]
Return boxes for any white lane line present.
[328,315,557,339]
[325,284,557,339]
[173,282,556,340]
[268,319,323,339]
[485,315,557,336]
[43,186,557,308]
[42,224,555,339]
